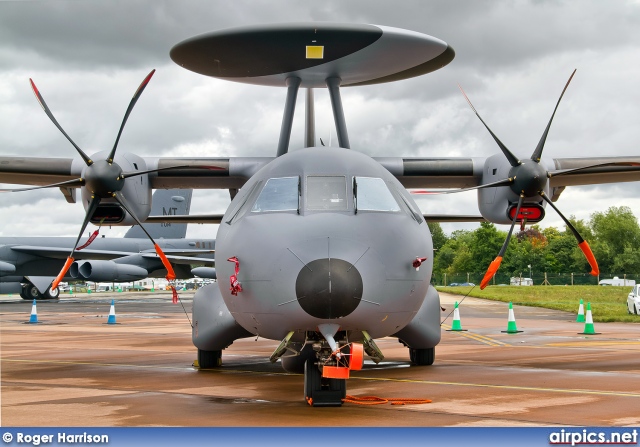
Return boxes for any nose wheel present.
[304,359,346,407]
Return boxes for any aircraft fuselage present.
[215,147,433,341]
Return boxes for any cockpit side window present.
[354,177,401,212]
[251,176,300,213]
[226,180,262,224]
[392,186,424,224]
[306,176,348,211]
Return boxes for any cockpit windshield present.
[354,177,400,212]
[306,176,348,211]
[252,176,299,212]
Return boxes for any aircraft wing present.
[9,246,135,261]
[145,214,224,224]
[3,155,640,193]
[9,245,214,265]
[0,157,78,186]
[140,253,215,266]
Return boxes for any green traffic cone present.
[502,302,523,333]
[447,301,468,331]
[576,299,585,323]
[579,302,600,335]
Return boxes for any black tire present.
[410,347,435,366]
[24,284,42,300]
[281,344,315,374]
[329,377,347,399]
[304,359,321,403]
[198,349,222,368]
[20,284,30,300]
[44,286,60,300]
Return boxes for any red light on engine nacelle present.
[507,204,545,222]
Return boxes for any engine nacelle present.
[191,267,217,279]
[192,284,252,351]
[72,260,148,282]
[477,154,550,225]
[78,151,152,226]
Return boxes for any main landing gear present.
[409,347,435,366]
[197,349,222,368]
[20,281,59,300]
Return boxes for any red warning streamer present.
[228,256,243,296]
[76,230,99,251]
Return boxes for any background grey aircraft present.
[0,188,216,300]
[2,22,640,406]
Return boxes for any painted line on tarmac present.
[442,324,510,347]
[5,357,640,399]
[1,358,193,371]
[351,375,640,399]
[546,341,640,347]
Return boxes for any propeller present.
[457,70,600,288]
[22,70,177,291]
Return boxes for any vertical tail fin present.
[124,189,193,239]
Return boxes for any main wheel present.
[44,286,60,300]
[409,347,435,366]
[197,349,222,368]
[24,284,42,300]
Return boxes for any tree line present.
[428,206,640,285]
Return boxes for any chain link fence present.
[435,272,640,287]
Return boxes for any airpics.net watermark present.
[549,429,638,446]
[3,432,109,445]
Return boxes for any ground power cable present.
[440,284,476,326]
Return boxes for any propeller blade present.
[51,196,101,290]
[539,192,599,276]
[106,69,156,163]
[29,79,93,166]
[411,177,513,195]
[113,190,176,280]
[0,178,84,193]
[530,69,576,162]
[120,163,226,179]
[548,161,640,178]
[458,84,521,167]
[480,194,524,289]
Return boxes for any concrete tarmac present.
[1,290,639,426]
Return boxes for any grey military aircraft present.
[2,23,640,406]
[0,189,216,300]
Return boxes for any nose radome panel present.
[295,258,363,319]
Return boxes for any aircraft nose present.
[295,258,363,319]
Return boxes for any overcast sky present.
[1,0,640,241]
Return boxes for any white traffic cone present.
[576,299,585,323]
[447,301,467,331]
[29,299,38,324]
[579,302,600,335]
[502,302,523,333]
[107,299,117,324]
